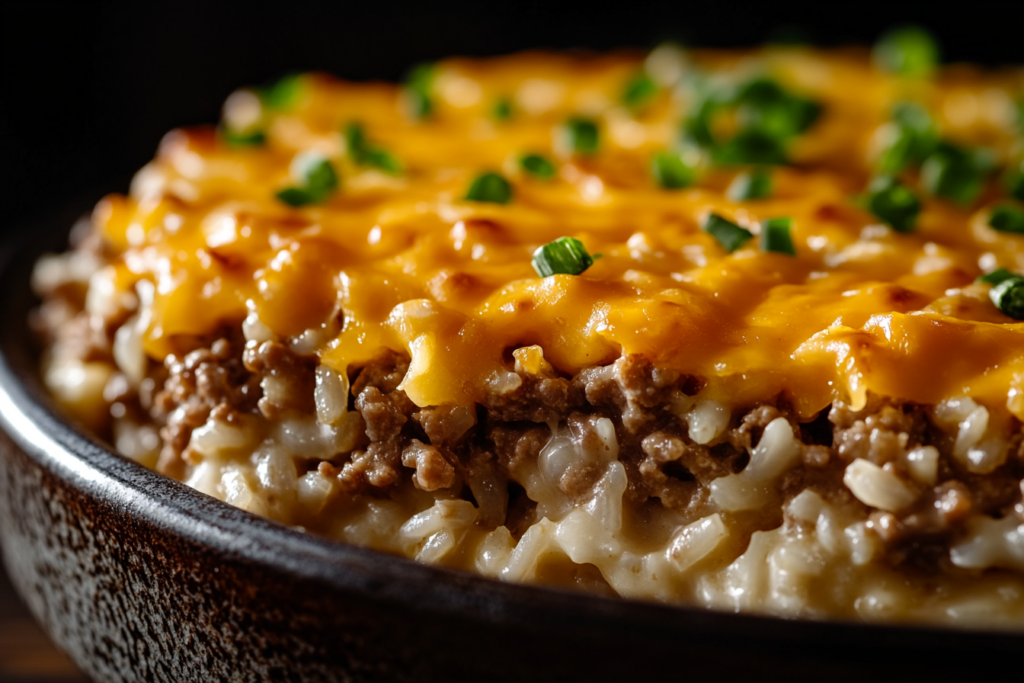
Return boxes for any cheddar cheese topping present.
[97,48,1024,418]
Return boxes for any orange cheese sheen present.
[94,49,1024,417]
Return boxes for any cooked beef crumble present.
[38,312,1019,573]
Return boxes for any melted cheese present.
[94,49,1024,417]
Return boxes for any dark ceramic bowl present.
[1,204,1022,683]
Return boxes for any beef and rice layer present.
[30,43,1024,624]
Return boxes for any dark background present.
[2,1,1024,235]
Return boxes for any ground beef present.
[149,332,261,477]
[576,355,685,433]
[482,374,583,424]
[242,340,317,418]
[65,310,1024,574]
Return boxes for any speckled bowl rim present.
[2,201,1023,663]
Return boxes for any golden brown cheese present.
[93,48,1024,419]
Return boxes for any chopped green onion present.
[877,102,938,174]
[990,275,1024,319]
[344,122,367,157]
[260,74,305,111]
[275,152,338,207]
[872,26,940,77]
[532,237,599,277]
[702,213,753,253]
[519,153,557,180]
[683,76,819,168]
[864,175,921,232]
[921,142,985,206]
[622,72,658,111]
[979,268,1016,286]
[465,172,513,204]
[221,128,266,147]
[362,148,402,174]
[760,217,796,255]
[734,77,821,139]
[493,97,513,121]
[275,187,320,207]
[403,63,435,120]
[344,122,402,174]
[1005,161,1024,202]
[727,167,773,201]
[651,151,696,189]
[562,117,600,155]
[989,205,1024,234]
[712,129,789,166]
[682,95,722,148]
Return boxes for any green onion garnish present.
[712,129,789,166]
[519,153,557,180]
[727,167,773,201]
[877,102,938,174]
[872,26,940,77]
[221,128,266,148]
[363,148,402,174]
[465,172,513,204]
[403,63,435,120]
[921,142,985,206]
[562,117,600,155]
[275,152,339,207]
[760,217,796,255]
[734,77,821,140]
[683,95,722,148]
[990,275,1024,319]
[683,76,820,168]
[622,72,658,111]
[1006,161,1024,202]
[260,74,305,111]
[702,213,754,253]
[864,175,921,233]
[532,237,599,277]
[651,151,696,189]
[989,205,1024,234]
[344,123,402,174]
[979,268,1016,286]
[493,97,513,121]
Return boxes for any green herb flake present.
[727,167,773,201]
[622,72,658,111]
[760,217,796,255]
[990,275,1024,319]
[921,142,985,206]
[344,122,403,175]
[275,152,339,207]
[702,213,754,253]
[872,26,940,77]
[221,128,266,148]
[403,63,435,121]
[519,153,557,180]
[465,172,513,204]
[493,97,513,121]
[1006,161,1024,202]
[562,117,600,155]
[979,268,1017,286]
[712,129,789,166]
[532,237,600,277]
[734,77,821,140]
[989,205,1024,234]
[260,74,305,111]
[864,175,921,233]
[651,151,696,190]
[877,102,938,174]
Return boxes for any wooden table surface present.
[0,561,88,683]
